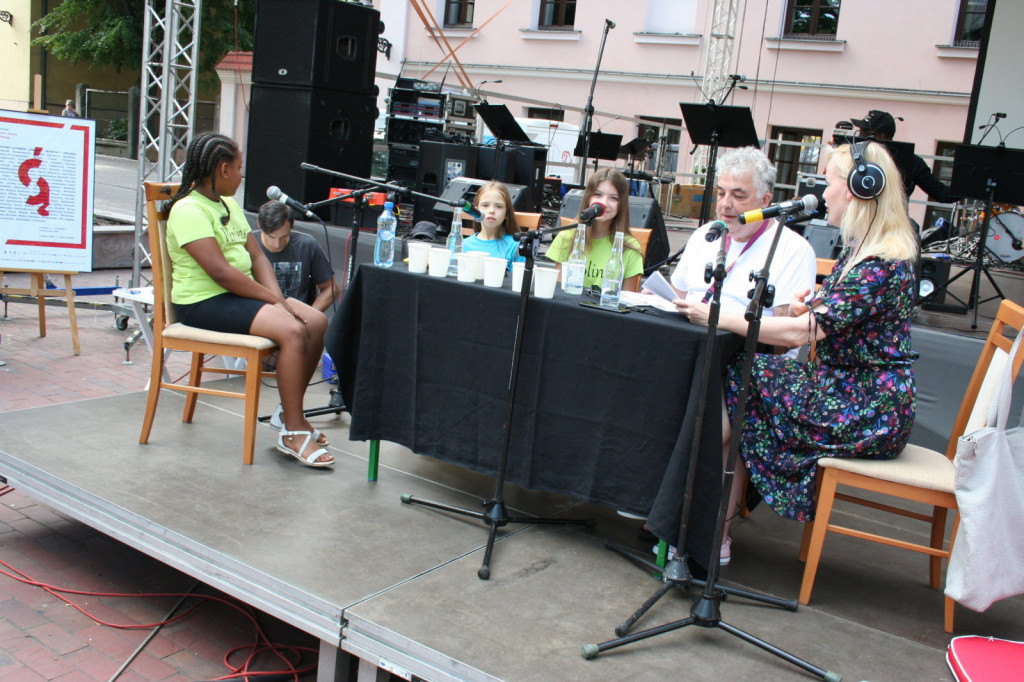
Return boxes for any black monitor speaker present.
[253,0,381,95]
[918,255,951,305]
[804,220,842,259]
[244,85,377,213]
[475,145,547,211]
[558,189,670,270]
[417,141,478,200]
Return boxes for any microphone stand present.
[577,19,615,184]
[401,221,595,580]
[584,212,839,682]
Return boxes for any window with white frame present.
[954,0,987,47]
[644,0,697,34]
[784,0,841,39]
[443,0,474,28]
[538,0,576,30]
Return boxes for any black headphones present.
[847,140,886,200]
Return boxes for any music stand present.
[574,131,623,174]
[934,144,1024,328]
[474,103,533,144]
[680,103,759,225]
[475,102,535,181]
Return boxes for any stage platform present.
[1,370,1022,681]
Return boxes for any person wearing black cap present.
[852,110,959,205]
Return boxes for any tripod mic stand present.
[402,223,594,580]
[584,212,839,681]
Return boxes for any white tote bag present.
[945,328,1024,612]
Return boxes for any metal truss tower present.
[693,0,740,178]
[132,0,202,285]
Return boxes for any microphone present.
[738,195,818,225]
[605,19,616,29]
[704,220,728,241]
[996,112,1007,119]
[579,203,606,222]
[266,186,316,220]
[461,201,483,222]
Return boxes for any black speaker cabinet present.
[475,145,546,211]
[918,255,951,305]
[432,176,529,232]
[244,85,377,213]
[558,190,670,270]
[416,141,478,200]
[804,221,842,259]
[253,0,381,94]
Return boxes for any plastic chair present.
[138,182,278,465]
[516,212,575,230]
[630,227,652,257]
[798,298,1024,633]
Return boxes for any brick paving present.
[0,271,319,681]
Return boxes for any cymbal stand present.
[584,211,839,682]
[401,223,594,580]
[921,180,1006,328]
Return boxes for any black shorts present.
[174,293,267,335]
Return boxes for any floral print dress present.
[725,251,918,521]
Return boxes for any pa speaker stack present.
[244,0,382,214]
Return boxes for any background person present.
[677,141,919,565]
[546,168,644,292]
[61,99,78,118]
[851,109,959,205]
[166,132,332,468]
[462,181,525,270]
[256,201,338,313]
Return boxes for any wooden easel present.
[0,269,81,355]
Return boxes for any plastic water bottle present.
[600,232,625,309]
[446,210,464,277]
[564,224,587,295]
[374,201,396,268]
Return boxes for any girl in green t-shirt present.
[546,168,644,292]
[165,132,333,468]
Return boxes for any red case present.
[947,635,1024,681]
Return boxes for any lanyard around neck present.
[702,220,773,303]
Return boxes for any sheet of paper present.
[640,271,679,304]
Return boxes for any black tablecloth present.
[326,263,740,565]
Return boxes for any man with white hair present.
[671,146,816,320]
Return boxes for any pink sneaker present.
[720,536,732,566]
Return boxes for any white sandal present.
[269,404,328,446]
[277,430,334,468]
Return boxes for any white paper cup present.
[483,257,507,287]
[428,248,451,277]
[456,252,477,282]
[472,251,487,280]
[407,242,431,273]
[533,266,558,299]
[511,261,527,292]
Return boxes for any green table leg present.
[367,439,380,481]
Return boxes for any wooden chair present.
[138,182,278,465]
[630,227,652,257]
[798,298,1024,633]
[516,212,575,230]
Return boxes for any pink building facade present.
[377,0,982,222]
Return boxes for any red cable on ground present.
[0,555,317,680]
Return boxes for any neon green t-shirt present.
[546,231,644,290]
[166,193,253,304]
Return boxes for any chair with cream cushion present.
[138,182,278,465]
[798,298,1024,633]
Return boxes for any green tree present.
[33,0,255,82]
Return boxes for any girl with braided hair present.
[166,133,333,467]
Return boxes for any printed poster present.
[0,110,96,272]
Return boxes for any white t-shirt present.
[670,220,817,317]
